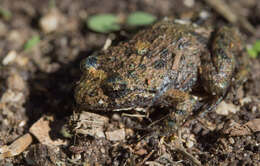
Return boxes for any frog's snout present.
[75,59,109,108]
[74,71,130,109]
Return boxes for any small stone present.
[216,101,239,115]
[199,10,210,19]
[239,96,252,106]
[229,137,235,144]
[7,73,27,92]
[184,0,194,7]
[125,128,134,137]
[100,147,106,154]
[105,128,125,141]
[40,9,65,33]
[7,30,25,49]
[111,113,121,121]
[186,139,194,148]
[0,89,25,104]
[2,51,17,65]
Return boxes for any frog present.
[74,19,248,131]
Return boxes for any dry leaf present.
[0,133,33,159]
[29,116,67,146]
[223,119,260,136]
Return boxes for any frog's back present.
[102,21,209,92]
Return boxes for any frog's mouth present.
[76,99,151,112]
[75,67,157,111]
[75,91,152,111]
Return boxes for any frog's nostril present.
[80,56,98,71]
[102,74,129,98]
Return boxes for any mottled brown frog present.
[75,19,248,129]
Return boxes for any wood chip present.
[29,116,67,146]
[244,119,260,133]
[223,119,260,136]
[74,111,109,138]
[0,133,33,159]
[105,128,125,141]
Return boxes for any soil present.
[0,0,259,165]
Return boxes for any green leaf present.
[247,40,260,58]
[60,125,72,138]
[252,40,260,52]
[24,35,40,52]
[49,0,56,8]
[126,11,156,26]
[0,8,12,20]
[87,14,120,33]
[247,47,258,58]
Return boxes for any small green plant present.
[87,14,120,33]
[247,40,260,58]
[87,12,156,33]
[49,0,56,8]
[0,7,12,20]
[126,11,156,26]
[60,125,72,138]
[24,35,41,52]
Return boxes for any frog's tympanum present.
[75,19,248,130]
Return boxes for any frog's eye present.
[80,56,98,71]
[101,73,130,98]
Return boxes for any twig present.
[136,150,155,166]
[204,0,255,34]
[145,161,164,166]
[122,113,147,118]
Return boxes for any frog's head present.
[75,56,132,110]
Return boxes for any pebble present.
[7,73,27,92]
[184,0,194,7]
[186,140,194,148]
[105,128,125,141]
[216,101,239,115]
[40,9,64,33]
[2,51,17,65]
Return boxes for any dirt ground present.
[0,0,260,165]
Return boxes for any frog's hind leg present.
[200,26,242,97]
